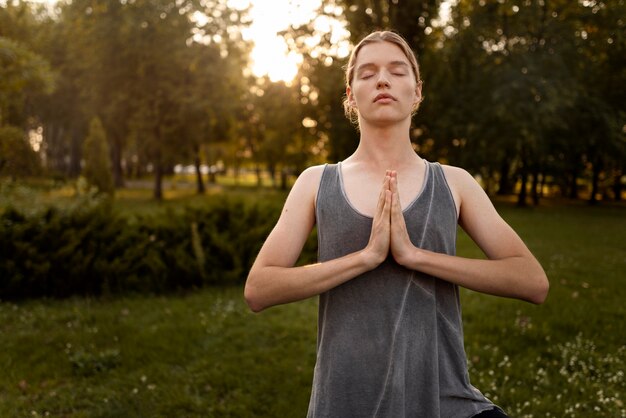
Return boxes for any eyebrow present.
[356,61,410,72]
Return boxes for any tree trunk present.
[153,152,163,200]
[194,145,205,194]
[532,170,541,206]
[256,163,263,187]
[111,137,125,188]
[613,169,623,201]
[497,156,512,195]
[589,161,601,205]
[568,167,579,199]
[280,168,288,191]
[517,171,528,207]
[268,164,277,188]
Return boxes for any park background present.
[0,0,625,416]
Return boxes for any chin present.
[363,113,409,127]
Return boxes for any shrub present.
[0,195,315,299]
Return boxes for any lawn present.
[0,193,624,417]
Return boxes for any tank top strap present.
[316,163,339,204]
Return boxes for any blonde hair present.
[343,31,423,124]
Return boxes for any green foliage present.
[0,35,55,127]
[0,125,40,179]
[82,117,114,195]
[421,0,626,203]
[0,195,296,299]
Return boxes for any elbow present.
[243,281,266,313]
[527,273,550,305]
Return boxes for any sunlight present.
[232,0,323,84]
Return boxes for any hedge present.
[0,196,318,299]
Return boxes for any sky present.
[230,0,333,83]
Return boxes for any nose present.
[376,71,390,89]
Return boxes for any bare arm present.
[390,168,549,304]
[244,167,392,312]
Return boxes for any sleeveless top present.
[307,162,498,418]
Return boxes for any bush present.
[0,195,315,299]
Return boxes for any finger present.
[378,189,392,233]
[376,173,388,199]
[390,198,406,245]
[389,172,398,194]
[373,176,389,220]
[390,177,402,212]
[383,189,392,217]
[385,170,395,188]
[391,189,402,222]
[390,179,405,226]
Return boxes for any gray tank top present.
[307,162,497,418]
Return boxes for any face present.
[346,41,422,127]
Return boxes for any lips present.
[373,93,396,102]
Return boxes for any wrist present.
[394,245,422,269]
[360,246,386,271]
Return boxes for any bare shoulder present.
[440,164,475,186]
[290,165,326,201]
[439,164,481,210]
[440,163,505,229]
[281,164,326,216]
[296,164,326,187]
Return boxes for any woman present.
[245,30,548,418]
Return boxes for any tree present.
[0,36,54,128]
[180,36,250,194]
[0,125,40,180]
[50,0,250,199]
[423,0,625,205]
[251,77,308,188]
[569,0,625,203]
[0,29,53,181]
[82,117,114,195]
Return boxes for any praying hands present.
[365,170,418,269]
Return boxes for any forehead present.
[354,41,410,67]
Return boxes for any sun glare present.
[233,0,323,84]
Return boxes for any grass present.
[0,185,624,417]
[458,202,625,417]
[0,288,316,417]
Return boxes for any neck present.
[349,119,420,168]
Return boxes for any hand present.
[389,171,417,267]
[363,171,392,268]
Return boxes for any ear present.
[346,86,356,107]
[413,81,423,106]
